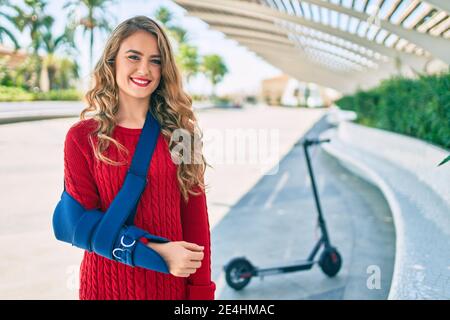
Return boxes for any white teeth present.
[131,78,150,85]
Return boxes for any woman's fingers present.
[184,268,197,275]
[181,241,204,252]
[187,260,201,269]
[188,250,204,262]
[176,268,197,277]
[166,241,206,278]
[177,273,190,278]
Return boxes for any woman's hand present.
[147,241,204,277]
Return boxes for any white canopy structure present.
[173,0,450,93]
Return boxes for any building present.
[261,73,339,107]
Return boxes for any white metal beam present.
[214,27,373,69]
[294,0,450,63]
[193,11,382,61]
[175,0,449,64]
[175,0,431,70]
[424,0,450,13]
[240,38,423,93]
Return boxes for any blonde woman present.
[63,16,215,300]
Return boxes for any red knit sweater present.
[63,118,216,300]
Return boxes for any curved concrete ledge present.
[0,101,84,124]
[319,112,450,300]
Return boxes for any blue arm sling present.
[52,111,170,273]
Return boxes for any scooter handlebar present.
[304,138,331,146]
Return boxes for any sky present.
[5,0,282,96]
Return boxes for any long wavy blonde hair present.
[80,16,207,201]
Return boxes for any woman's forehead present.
[119,30,160,55]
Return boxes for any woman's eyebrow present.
[125,49,161,57]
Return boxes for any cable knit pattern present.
[63,118,216,300]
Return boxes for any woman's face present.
[115,30,162,102]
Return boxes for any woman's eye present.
[151,59,161,65]
[127,55,140,61]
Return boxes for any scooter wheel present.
[319,247,342,277]
[224,257,254,290]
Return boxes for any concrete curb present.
[319,111,450,299]
[319,127,405,300]
[0,101,225,125]
[0,110,80,124]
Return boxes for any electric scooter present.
[224,138,342,290]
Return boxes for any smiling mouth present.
[130,77,151,87]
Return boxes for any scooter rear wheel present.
[224,257,254,290]
[319,247,342,277]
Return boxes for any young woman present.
[63,16,215,300]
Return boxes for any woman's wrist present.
[146,241,165,251]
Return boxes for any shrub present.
[33,89,82,101]
[335,71,450,150]
[0,86,82,101]
[0,85,34,101]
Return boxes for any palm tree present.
[154,6,188,46]
[167,25,188,44]
[64,0,116,71]
[154,6,196,89]
[0,0,20,49]
[7,0,53,90]
[154,6,172,26]
[41,25,77,89]
[202,54,228,98]
[41,22,76,56]
[176,43,199,89]
[11,0,53,55]
[57,57,79,89]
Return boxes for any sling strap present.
[53,111,170,273]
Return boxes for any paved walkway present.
[212,118,396,299]
[0,104,396,299]
[0,105,326,299]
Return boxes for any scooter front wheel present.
[319,247,342,277]
[224,257,255,290]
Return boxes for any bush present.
[0,86,82,101]
[191,93,207,101]
[0,85,34,101]
[0,56,42,90]
[33,89,82,101]
[335,71,450,150]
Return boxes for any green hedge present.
[0,86,82,102]
[33,89,82,101]
[335,72,450,150]
[0,86,34,101]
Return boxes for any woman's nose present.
[137,60,151,75]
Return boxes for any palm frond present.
[0,26,20,48]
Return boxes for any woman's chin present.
[125,89,153,100]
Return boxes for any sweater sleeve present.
[64,124,101,211]
[180,186,216,300]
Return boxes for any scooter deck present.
[254,260,315,277]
